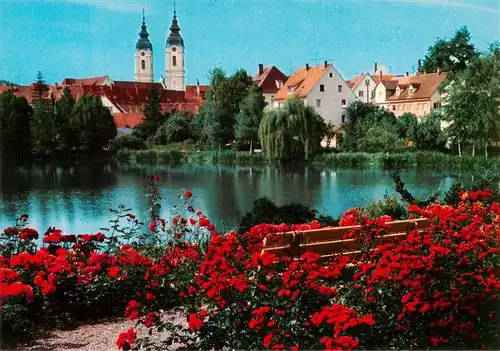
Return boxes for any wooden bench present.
[261,218,430,260]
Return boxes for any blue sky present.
[1,0,498,85]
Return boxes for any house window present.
[320,84,325,92]
[341,99,346,107]
[433,102,441,109]
[141,60,145,69]
[287,87,293,94]
[371,90,375,99]
[277,81,283,88]
[341,115,346,123]
[392,105,396,111]
[172,56,177,66]
[329,73,333,78]
[337,85,342,93]
[358,90,364,97]
[316,99,321,108]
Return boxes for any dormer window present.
[277,80,283,89]
[408,85,416,95]
[396,86,401,96]
[287,87,293,94]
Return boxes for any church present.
[0,9,207,134]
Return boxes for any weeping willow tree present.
[259,98,326,160]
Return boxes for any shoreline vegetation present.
[115,149,500,173]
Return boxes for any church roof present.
[166,11,184,47]
[136,13,153,51]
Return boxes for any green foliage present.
[55,87,76,151]
[134,87,164,140]
[238,197,318,233]
[397,112,418,139]
[422,26,479,74]
[365,195,407,220]
[153,113,193,145]
[259,98,326,160]
[30,93,58,158]
[198,68,255,146]
[235,85,266,153]
[71,95,117,152]
[411,111,447,151]
[109,134,146,151]
[342,101,404,152]
[0,91,32,156]
[442,43,500,157]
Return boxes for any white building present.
[272,61,356,125]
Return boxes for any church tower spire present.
[135,9,154,83]
[165,2,185,91]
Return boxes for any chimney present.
[258,64,264,76]
[305,63,310,71]
[374,62,378,74]
[324,60,328,68]
[379,71,382,80]
[417,59,422,74]
[406,72,409,76]
[196,79,200,95]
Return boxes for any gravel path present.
[5,309,188,351]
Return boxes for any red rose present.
[148,222,156,232]
[152,175,159,182]
[108,266,120,278]
[184,190,192,198]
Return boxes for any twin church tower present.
[134,9,185,91]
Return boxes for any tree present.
[71,95,117,152]
[259,98,326,160]
[235,85,266,153]
[343,101,380,150]
[0,90,32,156]
[422,26,479,74]
[199,67,254,147]
[55,87,76,151]
[357,125,406,152]
[134,87,164,140]
[30,72,58,157]
[153,112,192,144]
[397,112,418,139]
[411,111,448,151]
[442,43,500,157]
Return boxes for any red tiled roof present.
[113,113,144,129]
[253,66,288,94]
[372,75,398,84]
[273,64,329,101]
[185,84,208,101]
[61,76,110,86]
[387,72,448,101]
[0,84,34,103]
[347,74,366,90]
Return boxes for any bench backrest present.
[261,218,430,260]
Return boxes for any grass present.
[116,148,500,173]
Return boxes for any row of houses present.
[0,60,446,136]
[253,61,447,126]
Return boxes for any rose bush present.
[123,190,499,350]
[1,184,499,350]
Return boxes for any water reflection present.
[0,161,458,233]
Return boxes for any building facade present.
[272,61,356,126]
[373,71,448,118]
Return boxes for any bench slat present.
[261,218,430,259]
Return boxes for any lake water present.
[0,162,456,234]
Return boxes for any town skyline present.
[1,0,498,85]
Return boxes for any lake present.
[0,161,456,234]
